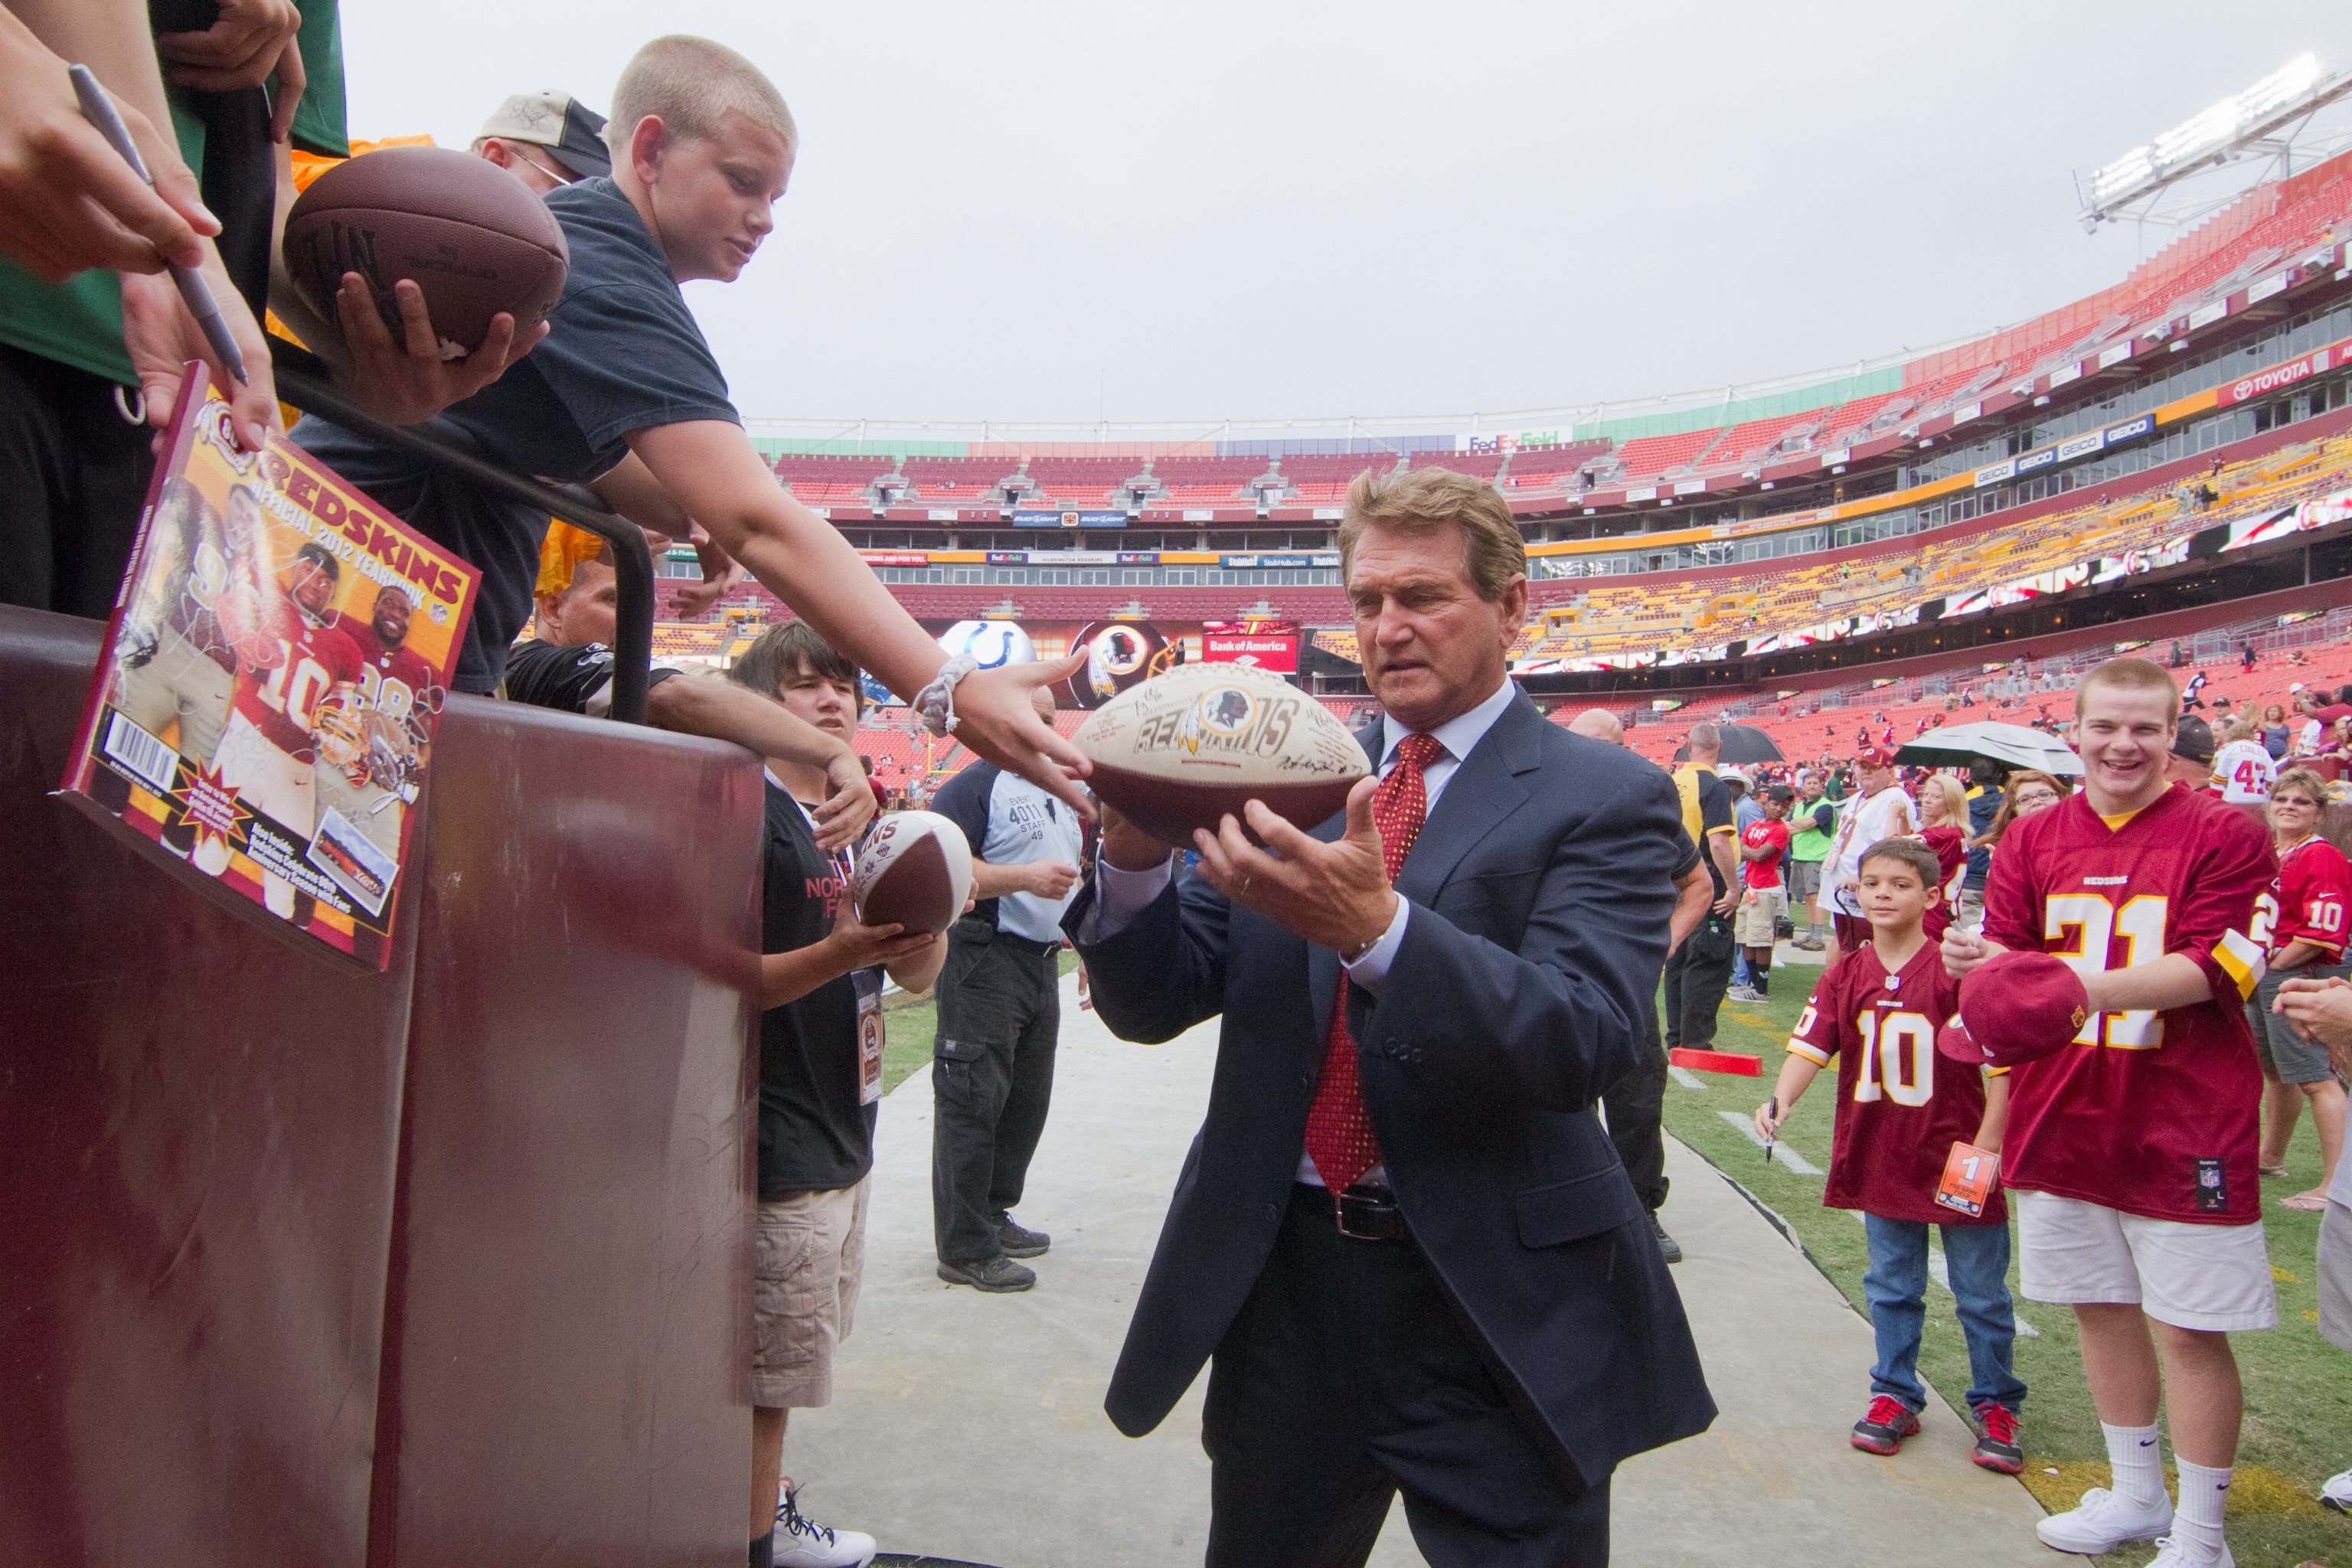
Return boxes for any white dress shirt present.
[1088,677,1519,1187]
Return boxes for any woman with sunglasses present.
[2252,769,2352,1212]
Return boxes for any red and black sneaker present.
[1970,1402,2024,1474]
[1850,1395,1922,1455]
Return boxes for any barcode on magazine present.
[103,711,178,794]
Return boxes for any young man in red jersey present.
[1944,657,2278,1568]
[1758,838,2024,1472]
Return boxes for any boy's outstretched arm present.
[617,420,1092,812]
[645,674,874,851]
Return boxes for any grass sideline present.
[877,949,1081,1096]
[1664,960,2352,1568]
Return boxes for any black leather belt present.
[1295,1181,1409,1242]
[995,930,1062,956]
[954,919,1060,956]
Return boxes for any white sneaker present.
[2034,1486,2174,1553]
[773,1487,877,1568]
[2141,1535,2233,1568]
[2322,1466,2352,1514]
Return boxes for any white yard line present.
[1718,1110,1824,1175]
[1668,1065,1709,1091]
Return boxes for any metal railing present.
[270,339,654,724]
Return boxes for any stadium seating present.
[1407,449,1508,479]
[1610,426,1723,480]
[747,150,2352,517]
[1024,455,1148,502]
[1276,451,1403,501]
[1500,439,1614,488]
[903,456,1018,499]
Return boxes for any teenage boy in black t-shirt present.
[728,622,946,1568]
[291,34,1084,811]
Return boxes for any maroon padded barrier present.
[369,695,760,1568]
[0,606,406,1568]
[1,606,762,1568]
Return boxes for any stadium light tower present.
[2076,51,2352,232]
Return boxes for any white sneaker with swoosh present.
[2034,1486,2174,1554]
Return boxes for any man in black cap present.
[471,90,612,194]
[2165,714,2218,794]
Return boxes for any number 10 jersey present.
[1787,942,1992,1224]
[1983,782,2278,1224]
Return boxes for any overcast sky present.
[342,3,2352,432]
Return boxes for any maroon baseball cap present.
[1856,745,1897,768]
[1942,949,2090,1068]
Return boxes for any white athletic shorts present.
[2017,1188,2277,1332]
[214,711,315,837]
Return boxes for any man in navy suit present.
[1068,467,1713,1567]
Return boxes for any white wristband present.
[909,654,978,737]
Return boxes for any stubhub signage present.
[1220,552,1340,569]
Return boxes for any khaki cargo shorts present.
[753,1176,871,1410]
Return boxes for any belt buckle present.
[1334,1186,1393,1242]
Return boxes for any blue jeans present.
[1732,949,1752,987]
[1860,1213,2026,1413]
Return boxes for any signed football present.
[1074,663,1368,845]
[851,811,974,935]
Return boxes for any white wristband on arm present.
[907,654,978,737]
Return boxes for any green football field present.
[1666,966,2352,1568]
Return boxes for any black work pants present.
[1200,1186,1612,1568]
[1660,913,1734,1053]
[1602,988,1669,1214]
[0,345,155,619]
[930,924,1060,1264]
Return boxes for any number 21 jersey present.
[1787,942,1992,1224]
[1982,782,2276,1223]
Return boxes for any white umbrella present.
[1896,720,2084,776]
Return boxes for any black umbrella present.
[1670,723,1785,766]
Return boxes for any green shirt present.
[0,2,347,385]
[1789,797,1839,862]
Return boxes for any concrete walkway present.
[783,972,2053,1566]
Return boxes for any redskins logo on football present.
[1176,686,1256,755]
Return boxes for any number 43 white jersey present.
[2210,739,2276,805]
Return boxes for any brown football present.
[851,812,975,936]
[1074,663,1369,846]
[283,145,569,358]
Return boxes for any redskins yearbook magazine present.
[57,369,479,969]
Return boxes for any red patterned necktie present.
[1304,732,1443,1193]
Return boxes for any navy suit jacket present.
[1067,691,1715,1485]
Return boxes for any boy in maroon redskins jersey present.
[1945,657,2278,1568]
[1756,838,2024,1472]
